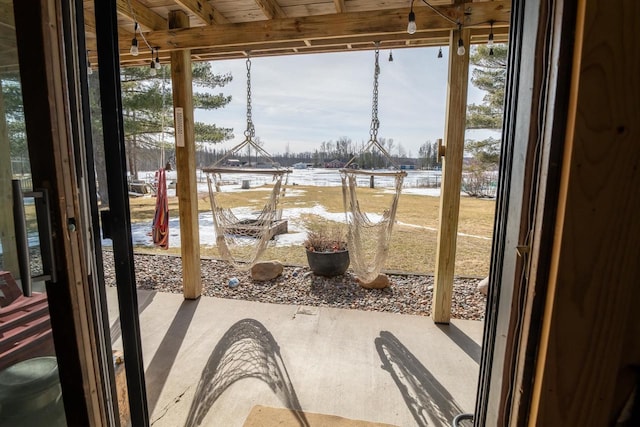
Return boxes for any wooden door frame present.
[476,0,640,425]
[12,0,121,424]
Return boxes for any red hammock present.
[152,168,169,249]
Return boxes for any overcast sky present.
[194,46,495,157]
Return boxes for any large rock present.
[251,261,284,281]
[357,273,390,289]
[477,276,489,296]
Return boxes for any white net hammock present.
[203,53,290,270]
[340,167,406,283]
[340,44,407,283]
[204,168,288,270]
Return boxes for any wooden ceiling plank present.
[173,0,230,25]
[133,1,508,52]
[333,0,346,13]
[253,0,286,19]
[116,0,166,31]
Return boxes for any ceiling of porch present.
[81,0,511,66]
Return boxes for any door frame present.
[12,0,148,424]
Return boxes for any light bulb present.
[457,38,465,56]
[407,11,416,35]
[130,38,139,56]
[388,51,393,62]
[489,47,494,56]
[488,33,494,48]
[87,63,93,75]
[149,60,157,76]
[437,47,443,58]
[153,48,161,70]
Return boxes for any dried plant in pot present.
[303,229,350,277]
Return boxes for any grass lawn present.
[128,184,495,278]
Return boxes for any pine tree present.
[119,62,233,177]
[463,44,507,197]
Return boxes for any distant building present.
[325,159,345,168]
[292,162,308,169]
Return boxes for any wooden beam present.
[529,0,640,424]
[432,27,470,324]
[131,1,509,53]
[173,0,229,25]
[109,25,509,64]
[333,0,346,13]
[169,10,202,300]
[116,0,166,31]
[253,0,286,19]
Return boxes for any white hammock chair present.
[340,44,407,283]
[203,53,290,270]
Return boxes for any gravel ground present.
[102,251,487,321]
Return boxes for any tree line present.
[1,44,505,202]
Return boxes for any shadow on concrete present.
[184,318,308,427]
[375,330,464,427]
[145,298,200,414]
[436,323,482,364]
[110,290,157,344]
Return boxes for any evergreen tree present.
[463,44,507,197]
[119,62,233,177]
[0,74,28,171]
[467,44,507,131]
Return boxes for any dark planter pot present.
[306,249,350,277]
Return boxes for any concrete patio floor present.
[107,288,483,427]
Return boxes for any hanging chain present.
[244,53,255,139]
[369,43,380,142]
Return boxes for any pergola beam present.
[253,0,286,19]
[173,0,229,25]
[84,25,508,65]
[116,1,508,59]
[116,0,166,31]
[333,0,346,13]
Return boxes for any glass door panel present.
[0,8,66,425]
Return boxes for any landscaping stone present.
[356,274,390,289]
[250,261,284,281]
[103,251,487,320]
[477,276,489,296]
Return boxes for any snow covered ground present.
[120,168,441,249]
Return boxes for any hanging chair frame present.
[209,52,288,174]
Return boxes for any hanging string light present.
[457,24,465,56]
[407,0,417,34]
[488,20,495,56]
[437,47,443,58]
[86,50,93,75]
[154,48,162,69]
[130,22,139,56]
[149,50,157,76]
[388,50,394,62]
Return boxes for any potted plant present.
[304,229,350,277]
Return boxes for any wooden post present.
[169,10,201,299]
[432,27,470,324]
[528,1,640,424]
